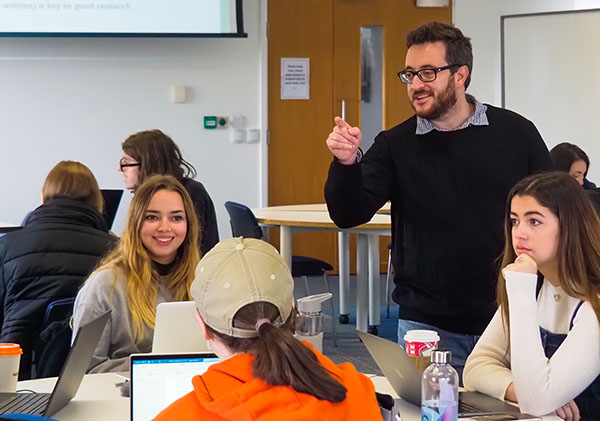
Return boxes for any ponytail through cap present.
[255,318,272,331]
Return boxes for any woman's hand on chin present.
[503,253,537,278]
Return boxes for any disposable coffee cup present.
[0,343,22,393]
[403,330,440,374]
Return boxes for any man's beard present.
[410,78,458,121]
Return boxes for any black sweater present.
[182,178,219,255]
[325,105,552,334]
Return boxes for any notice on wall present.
[281,58,309,100]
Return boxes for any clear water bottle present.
[295,293,332,353]
[421,350,458,421]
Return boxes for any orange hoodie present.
[154,343,383,421]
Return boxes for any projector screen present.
[0,0,246,37]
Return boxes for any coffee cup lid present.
[0,343,23,356]
[403,329,440,343]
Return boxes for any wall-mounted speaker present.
[416,0,450,7]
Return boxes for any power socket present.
[231,129,246,143]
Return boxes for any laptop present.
[100,189,124,229]
[0,311,110,417]
[357,330,540,419]
[130,352,220,421]
[152,301,209,353]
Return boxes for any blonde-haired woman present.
[0,161,116,379]
[72,174,200,373]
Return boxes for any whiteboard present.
[502,9,600,181]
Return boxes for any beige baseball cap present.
[191,237,294,338]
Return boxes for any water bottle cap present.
[297,293,332,312]
[430,350,452,364]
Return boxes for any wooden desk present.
[253,207,391,330]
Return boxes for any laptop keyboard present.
[0,393,49,415]
[459,399,486,414]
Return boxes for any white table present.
[370,376,560,420]
[16,373,558,420]
[255,202,391,214]
[18,373,413,421]
[253,206,391,331]
[17,372,128,420]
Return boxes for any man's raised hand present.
[325,117,362,165]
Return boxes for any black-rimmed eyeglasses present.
[397,64,462,84]
[119,159,140,171]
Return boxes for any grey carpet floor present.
[293,274,399,376]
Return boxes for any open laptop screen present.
[100,189,123,229]
[130,353,220,421]
[153,301,208,353]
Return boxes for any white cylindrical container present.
[0,343,23,393]
[295,293,332,353]
[294,331,324,353]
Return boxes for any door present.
[268,1,451,272]
[267,0,335,267]
[332,0,452,270]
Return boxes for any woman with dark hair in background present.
[550,142,593,186]
[550,142,600,212]
[119,129,219,255]
[155,237,382,420]
[0,161,116,379]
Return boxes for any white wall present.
[454,0,600,105]
[0,0,268,239]
[502,9,600,182]
[454,0,600,179]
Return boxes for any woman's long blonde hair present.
[498,172,600,334]
[95,174,200,342]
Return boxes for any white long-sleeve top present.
[463,270,600,416]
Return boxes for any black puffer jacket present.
[0,198,116,379]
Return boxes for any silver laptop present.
[152,301,209,353]
[0,311,110,417]
[130,352,220,421]
[357,330,540,419]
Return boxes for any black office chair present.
[224,201,337,346]
[31,297,75,379]
[42,297,76,327]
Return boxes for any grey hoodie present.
[72,266,173,373]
